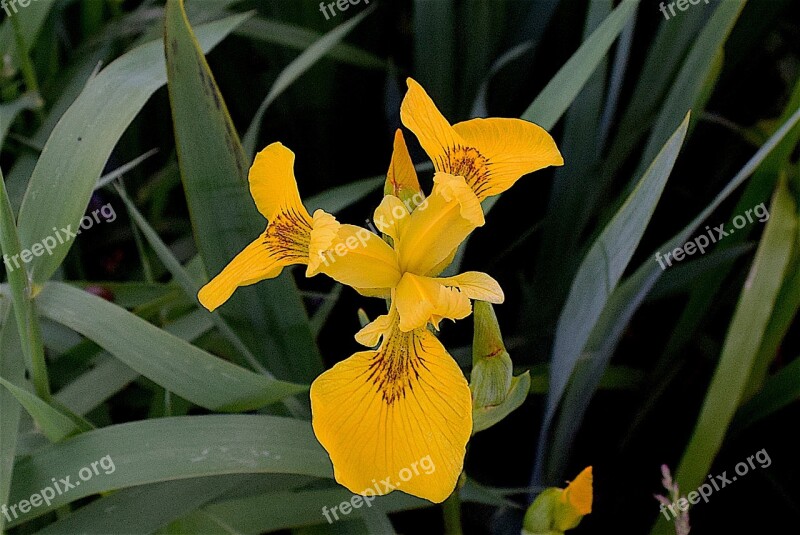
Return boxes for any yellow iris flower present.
[197,78,562,504]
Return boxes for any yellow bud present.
[521,467,593,535]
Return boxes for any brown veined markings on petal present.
[437,145,492,199]
[263,207,313,261]
[367,324,428,405]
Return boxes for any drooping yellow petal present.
[385,129,422,201]
[313,224,401,292]
[397,173,483,276]
[562,466,593,515]
[249,142,311,221]
[394,273,471,332]
[452,118,563,200]
[198,225,306,311]
[434,271,504,304]
[310,309,472,503]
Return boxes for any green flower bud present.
[470,301,513,407]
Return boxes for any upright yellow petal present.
[397,173,483,275]
[249,142,310,221]
[399,78,462,170]
[452,118,563,200]
[385,129,422,201]
[562,466,593,515]
[310,309,472,503]
[313,224,402,292]
[306,210,340,276]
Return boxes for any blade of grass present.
[651,175,797,535]
[537,114,690,484]
[36,282,307,412]
[165,0,321,382]
[5,414,332,527]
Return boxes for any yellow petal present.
[198,195,315,311]
[306,209,340,276]
[452,118,563,200]
[434,271,504,304]
[397,173,483,275]
[385,129,422,200]
[249,142,311,221]
[399,78,462,170]
[198,231,295,311]
[394,273,471,332]
[315,224,401,292]
[354,313,393,347]
[373,195,410,244]
[562,466,593,515]
[310,310,472,503]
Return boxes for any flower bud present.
[470,301,513,407]
[522,467,593,535]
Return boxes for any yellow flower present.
[199,78,564,505]
[309,131,503,504]
[400,77,564,202]
[197,142,339,311]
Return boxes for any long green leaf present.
[652,178,797,534]
[36,282,306,412]
[0,307,23,534]
[0,168,50,399]
[165,0,321,382]
[6,415,332,526]
[235,17,385,70]
[520,0,638,129]
[547,105,800,483]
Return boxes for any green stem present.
[10,14,43,121]
[442,490,463,535]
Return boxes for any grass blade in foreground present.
[36,282,307,412]
[650,177,797,534]
[6,415,332,526]
[165,0,321,382]
[538,114,691,482]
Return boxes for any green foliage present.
[0,0,798,532]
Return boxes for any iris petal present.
[310,308,472,503]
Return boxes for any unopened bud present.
[522,467,593,535]
[470,301,512,407]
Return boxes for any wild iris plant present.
[198,79,564,503]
